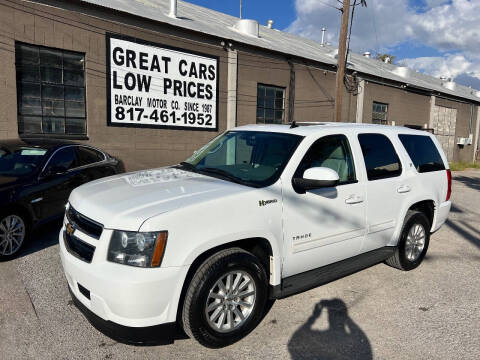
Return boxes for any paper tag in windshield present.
[124,168,202,187]
[21,149,47,156]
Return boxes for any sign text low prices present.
[107,36,217,130]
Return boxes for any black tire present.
[0,211,29,261]
[386,210,430,271]
[181,248,268,348]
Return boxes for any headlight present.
[107,230,168,268]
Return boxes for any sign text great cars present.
[107,35,217,130]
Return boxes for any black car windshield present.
[0,147,47,176]
[181,131,303,187]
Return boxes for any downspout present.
[474,106,480,163]
[355,78,365,123]
[288,60,295,123]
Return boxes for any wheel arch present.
[0,203,34,229]
[390,198,436,247]
[174,237,276,324]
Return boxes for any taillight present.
[446,169,452,201]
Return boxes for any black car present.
[0,139,124,259]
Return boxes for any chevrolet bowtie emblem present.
[66,223,75,235]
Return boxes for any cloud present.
[402,54,480,79]
[286,0,480,87]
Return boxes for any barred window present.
[15,43,86,136]
[256,84,285,124]
[372,101,388,125]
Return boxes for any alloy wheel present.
[205,270,256,333]
[405,223,426,262]
[0,215,26,256]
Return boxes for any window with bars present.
[372,101,388,125]
[256,84,285,124]
[15,43,86,136]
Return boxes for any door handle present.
[345,195,364,204]
[397,185,411,194]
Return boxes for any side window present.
[398,135,445,173]
[358,133,402,181]
[76,146,104,166]
[45,147,77,172]
[296,135,356,184]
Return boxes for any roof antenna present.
[290,121,298,129]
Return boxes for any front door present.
[37,146,84,220]
[282,134,367,277]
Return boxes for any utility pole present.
[240,0,242,19]
[335,0,351,122]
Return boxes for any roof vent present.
[442,80,456,91]
[439,75,448,81]
[392,66,410,78]
[233,19,259,37]
[266,19,274,29]
[363,51,371,58]
[168,0,177,18]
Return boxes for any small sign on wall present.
[106,34,218,131]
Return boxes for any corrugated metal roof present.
[80,0,480,103]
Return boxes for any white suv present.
[59,123,452,347]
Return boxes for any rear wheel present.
[181,248,268,348]
[0,213,28,260]
[386,210,430,271]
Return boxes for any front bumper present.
[59,226,188,329]
[68,285,179,345]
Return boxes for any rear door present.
[75,146,114,183]
[357,133,406,252]
[282,134,367,277]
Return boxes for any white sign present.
[107,35,218,131]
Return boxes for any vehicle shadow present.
[19,219,63,258]
[446,219,480,250]
[454,174,480,191]
[288,298,372,360]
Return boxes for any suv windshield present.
[181,131,303,187]
[0,147,47,176]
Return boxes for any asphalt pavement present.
[1,170,479,360]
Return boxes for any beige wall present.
[435,97,478,163]
[0,0,228,171]
[362,81,431,127]
[1,0,479,171]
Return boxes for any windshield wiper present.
[197,167,244,184]
[178,161,196,171]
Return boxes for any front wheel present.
[386,210,430,271]
[0,213,28,261]
[181,248,268,348]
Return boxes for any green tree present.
[375,53,396,64]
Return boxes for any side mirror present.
[293,167,339,192]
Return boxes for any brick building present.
[0,0,478,170]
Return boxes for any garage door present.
[432,105,456,161]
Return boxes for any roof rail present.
[288,121,327,127]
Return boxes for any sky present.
[185,0,480,90]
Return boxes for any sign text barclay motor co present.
[107,36,218,130]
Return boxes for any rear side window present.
[398,135,445,173]
[76,146,104,166]
[358,133,402,181]
[46,146,78,171]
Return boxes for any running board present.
[270,246,396,299]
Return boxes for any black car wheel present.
[386,210,430,271]
[0,212,28,260]
[181,248,268,348]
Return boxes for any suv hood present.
[69,167,251,230]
